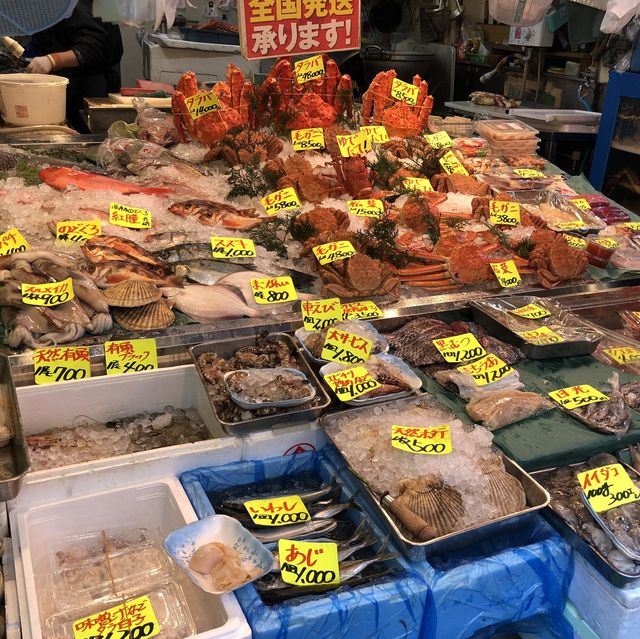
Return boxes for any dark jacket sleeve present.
[63,0,109,68]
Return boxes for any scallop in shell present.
[480,457,526,517]
[104,280,162,308]
[394,474,465,538]
[113,300,175,331]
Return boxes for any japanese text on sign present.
[22,278,74,307]
[301,297,342,331]
[251,276,298,304]
[109,203,152,229]
[593,237,619,250]
[554,221,586,231]
[514,168,545,178]
[278,539,339,586]
[321,327,372,364]
[347,198,384,217]
[312,240,357,265]
[56,220,101,244]
[563,234,587,249]
[336,132,371,157]
[360,125,389,144]
[510,303,551,320]
[291,127,325,150]
[424,131,452,149]
[571,198,591,210]
[489,201,520,226]
[185,90,220,120]
[34,347,91,386]
[0,227,29,256]
[341,300,382,320]
[578,464,640,513]
[261,187,301,215]
[433,332,486,364]
[620,222,640,231]
[517,326,564,345]
[239,0,361,60]
[323,365,381,401]
[490,260,522,288]
[104,339,158,375]
[211,237,256,258]
[390,78,418,105]
[391,424,452,455]
[549,384,609,410]
[602,346,640,365]
[294,54,325,83]
[458,354,513,387]
[439,151,468,176]
[403,177,434,192]
[244,495,310,526]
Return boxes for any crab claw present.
[171,90,195,143]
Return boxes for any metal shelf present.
[611,139,640,156]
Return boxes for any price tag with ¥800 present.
[489,201,520,226]
[294,54,325,83]
[336,132,372,158]
[517,326,564,345]
[312,240,357,265]
[594,237,620,250]
[33,346,91,385]
[323,365,381,402]
[244,495,310,526]
[490,260,522,288]
[578,464,640,513]
[553,221,586,232]
[620,222,640,231]
[341,300,383,320]
[110,203,152,229]
[549,384,609,410]
[602,346,640,365]
[390,78,419,105]
[72,595,160,639]
[433,332,486,364]
[291,127,325,151]
[56,220,101,244]
[251,276,298,305]
[424,131,453,149]
[439,151,469,176]
[321,328,373,365]
[510,303,551,320]
[278,539,339,587]
[104,338,158,375]
[261,187,301,215]
[391,424,452,455]
[0,227,29,256]
[301,298,342,332]
[403,177,434,192]
[458,354,513,387]
[563,234,587,249]
[514,168,545,178]
[185,90,220,120]
[347,198,384,218]
[211,237,256,258]
[571,198,591,210]
[22,278,74,307]
[360,125,389,144]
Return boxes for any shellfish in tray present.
[480,457,527,516]
[113,300,175,331]
[103,280,163,308]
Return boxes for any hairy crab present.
[528,231,588,288]
[206,128,283,165]
[320,253,400,299]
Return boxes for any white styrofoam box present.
[12,477,251,639]
[240,421,328,461]
[4,538,21,639]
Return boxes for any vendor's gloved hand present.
[26,56,53,74]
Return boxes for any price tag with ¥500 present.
[563,234,587,249]
[278,539,339,587]
[490,260,522,288]
[261,187,301,215]
[244,495,310,526]
[291,127,325,151]
[458,354,513,387]
[185,90,220,119]
[391,424,452,455]
[22,278,74,307]
[341,300,383,320]
[55,220,101,244]
[390,78,418,105]
[602,346,640,365]
[360,125,389,144]
[432,332,486,364]
[403,177,434,192]
[104,338,158,375]
[312,240,357,265]
[424,131,453,149]
[336,132,371,157]
[347,199,384,218]
[323,366,381,402]
[211,237,256,258]
[110,203,152,229]
[33,346,91,385]
[517,326,564,345]
[489,201,520,226]
[578,463,640,513]
[294,55,325,83]
[321,328,373,365]
[549,384,609,410]
[251,276,298,305]
[0,227,29,256]
[301,298,342,332]
[509,303,551,320]
[439,151,468,176]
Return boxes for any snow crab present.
[320,253,400,299]
[528,230,588,288]
[206,128,283,165]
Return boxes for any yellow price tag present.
[56,220,101,245]
[391,424,452,454]
[514,169,545,178]
[323,365,381,401]
[424,131,453,149]
[185,90,220,120]
[321,328,373,364]
[458,354,513,387]
[563,234,587,249]
[312,240,357,265]
[347,199,384,218]
[571,198,591,210]
[510,303,551,320]
[390,78,418,105]
[633,311,640,322]
[432,332,486,364]
[360,125,389,144]
[72,595,160,639]
[104,338,158,375]
[554,221,586,231]
[0,227,29,256]
[110,203,152,229]
[602,346,640,365]
[33,346,91,385]
[211,236,256,258]
[490,260,522,288]
[291,127,325,151]
[336,132,372,157]
[549,384,609,410]
[593,237,619,250]
[244,495,310,526]
[21,278,74,307]
[489,201,521,226]
[251,276,298,304]
[578,463,640,513]
[341,300,383,320]
[517,326,564,345]
[261,187,301,215]
[620,222,640,231]
[301,298,342,332]
[294,55,325,83]
[403,177,434,192]
[439,151,469,176]
[278,539,339,586]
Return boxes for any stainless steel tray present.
[189,333,330,436]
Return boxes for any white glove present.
[27,56,53,74]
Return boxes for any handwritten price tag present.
[251,276,298,305]
[563,234,587,249]
[424,131,453,149]
[433,332,486,364]
[517,326,564,345]
[211,236,256,258]
[341,300,383,320]
[312,240,357,265]
[458,354,513,387]
[291,127,325,151]
[294,55,325,83]
[279,539,339,586]
[620,222,640,231]
[549,384,609,410]
[323,365,381,402]
[347,199,384,218]
[571,198,591,210]
[321,328,372,365]
[244,495,310,526]
[110,203,152,229]
[391,78,418,105]
[510,303,551,320]
[578,464,640,513]
[73,595,160,639]
[489,201,520,226]
[0,227,29,256]
[56,220,101,244]
[104,338,158,375]
[403,177,434,192]
[514,169,545,178]
[554,221,586,231]
[391,424,452,455]
[185,90,220,120]
[22,278,74,307]
[261,187,301,215]
[336,132,372,157]
[602,346,640,365]
[33,347,91,386]
[360,125,389,144]
[301,298,342,332]
[491,260,522,288]
[593,237,619,250]
[439,151,469,176]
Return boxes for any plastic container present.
[475,118,539,141]
[586,239,616,268]
[0,74,68,125]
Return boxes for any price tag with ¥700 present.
[341,300,383,320]
[571,198,591,210]
[301,298,342,332]
[56,220,101,244]
[403,177,434,192]
[578,464,640,513]
[549,384,609,410]
[278,539,339,586]
[21,278,74,307]
[261,187,301,215]
[211,237,256,258]
[602,346,640,365]
[563,234,587,249]
[312,240,357,265]
[424,131,453,149]
[185,90,220,120]
[514,168,545,178]
[347,199,384,218]
[433,332,486,364]
[321,328,373,365]
[517,326,564,345]
[251,276,298,305]
[244,495,310,526]
[489,201,520,226]
[323,365,381,402]
[291,127,325,151]
[391,424,452,455]
[439,151,469,176]
[0,227,29,256]
[457,354,513,387]
[104,338,158,375]
[110,203,152,229]
[360,125,389,144]
[336,132,372,158]
[33,346,91,385]
[490,260,522,288]
[294,55,325,83]
[510,303,551,320]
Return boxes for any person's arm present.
[27,50,79,74]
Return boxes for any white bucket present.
[0,74,69,126]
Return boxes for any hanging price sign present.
[21,278,74,307]
[261,187,301,215]
[489,201,521,226]
[312,240,357,265]
[341,300,383,320]
[439,151,469,176]
[490,260,522,288]
[347,199,384,218]
[424,131,453,149]
[517,326,564,345]
[563,234,587,249]
[110,203,152,229]
[210,237,256,258]
[433,332,486,363]
[323,365,381,402]
[185,90,221,119]
[578,464,640,513]
[33,346,91,386]
[458,354,513,386]
[321,328,372,365]
[391,424,452,455]
[251,276,298,304]
[514,169,545,178]
[510,303,551,320]
[336,132,372,157]
[301,298,342,332]
[291,127,325,151]
[294,55,325,83]
[360,125,389,144]
[104,338,158,375]
[549,384,609,410]
[403,177,434,192]
[390,78,418,105]
[0,227,29,256]
[278,539,339,586]
[602,346,640,365]
[571,198,591,210]
[56,220,101,244]
[244,495,310,526]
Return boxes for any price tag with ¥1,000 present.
[403,177,434,192]
[620,222,640,231]
[578,464,640,513]
[323,366,381,402]
[391,424,452,455]
[211,237,256,258]
[514,168,545,178]
[291,127,325,151]
[594,237,620,250]
[347,199,384,218]
[439,151,469,176]
[571,198,591,210]
[432,332,486,364]
[104,338,158,375]
[22,278,74,307]
[457,354,513,387]
[294,55,325,83]
[0,227,29,256]
[341,300,383,321]
[261,187,301,215]
[563,234,587,249]
[390,78,419,105]
[312,240,357,265]
[321,328,373,365]
[251,276,298,305]
[185,90,220,120]
[424,131,453,149]
[517,326,564,345]
[489,201,521,226]
[56,220,101,244]
[360,125,389,144]
[602,346,640,365]
[490,260,522,288]
[554,221,587,231]
[549,384,609,410]
[279,539,339,587]
[244,495,310,526]
[509,303,551,320]
[110,203,152,229]
[301,298,342,332]
[33,346,91,386]
[72,594,160,639]
[336,132,372,158]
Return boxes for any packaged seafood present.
[224,368,316,409]
[474,119,539,141]
[620,310,640,341]
[593,332,640,376]
[466,389,554,431]
[621,381,640,412]
[433,366,524,400]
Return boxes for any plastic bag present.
[601,0,640,34]
[133,97,179,146]
[93,0,156,26]
[488,0,554,26]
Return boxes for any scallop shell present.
[480,458,527,517]
[104,280,162,308]
[113,300,175,331]
[395,474,465,538]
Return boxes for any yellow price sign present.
[489,201,521,226]
[347,198,384,218]
[244,495,310,526]
[185,90,220,120]
[291,127,325,151]
[602,346,640,365]
[554,221,586,231]
[514,169,545,178]
[261,187,301,215]
[391,424,452,455]
[517,326,564,345]
[279,539,339,586]
[211,236,256,258]
[321,328,373,365]
[341,300,383,320]
[490,260,522,288]
[312,240,357,265]
[56,220,101,244]
[433,332,486,364]
[578,463,640,513]
[620,222,640,231]
[336,132,372,157]
[110,203,152,229]
[571,198,591,210]
[251,276,298,304]
[439,151,469,176]
[403,177,434,192]
[360,125,389,144]
[33,346,91,385]
[323,365,381,402]
[549,384,609,410]
[458,354,513,387]
[104,338,158,375]
[563,234,587,249]
[510,303,551,320]
[0,227,29,256]
[593,237,619,250]
[22,277,74,307]
[390,78,418,105]
[301,297,342,332]
[424,131,453,149]
[294,55,325,83]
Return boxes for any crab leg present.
[324,56,340,102]
[396,264,448,276]
[334,75,353,119]
[171,91,195,142]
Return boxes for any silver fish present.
[312,495,359,520]
[184,259,254,286]
[154,243,220,263]
[161,285,260,321]
[254,518,338,544]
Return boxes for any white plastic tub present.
[0,73,68,126]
